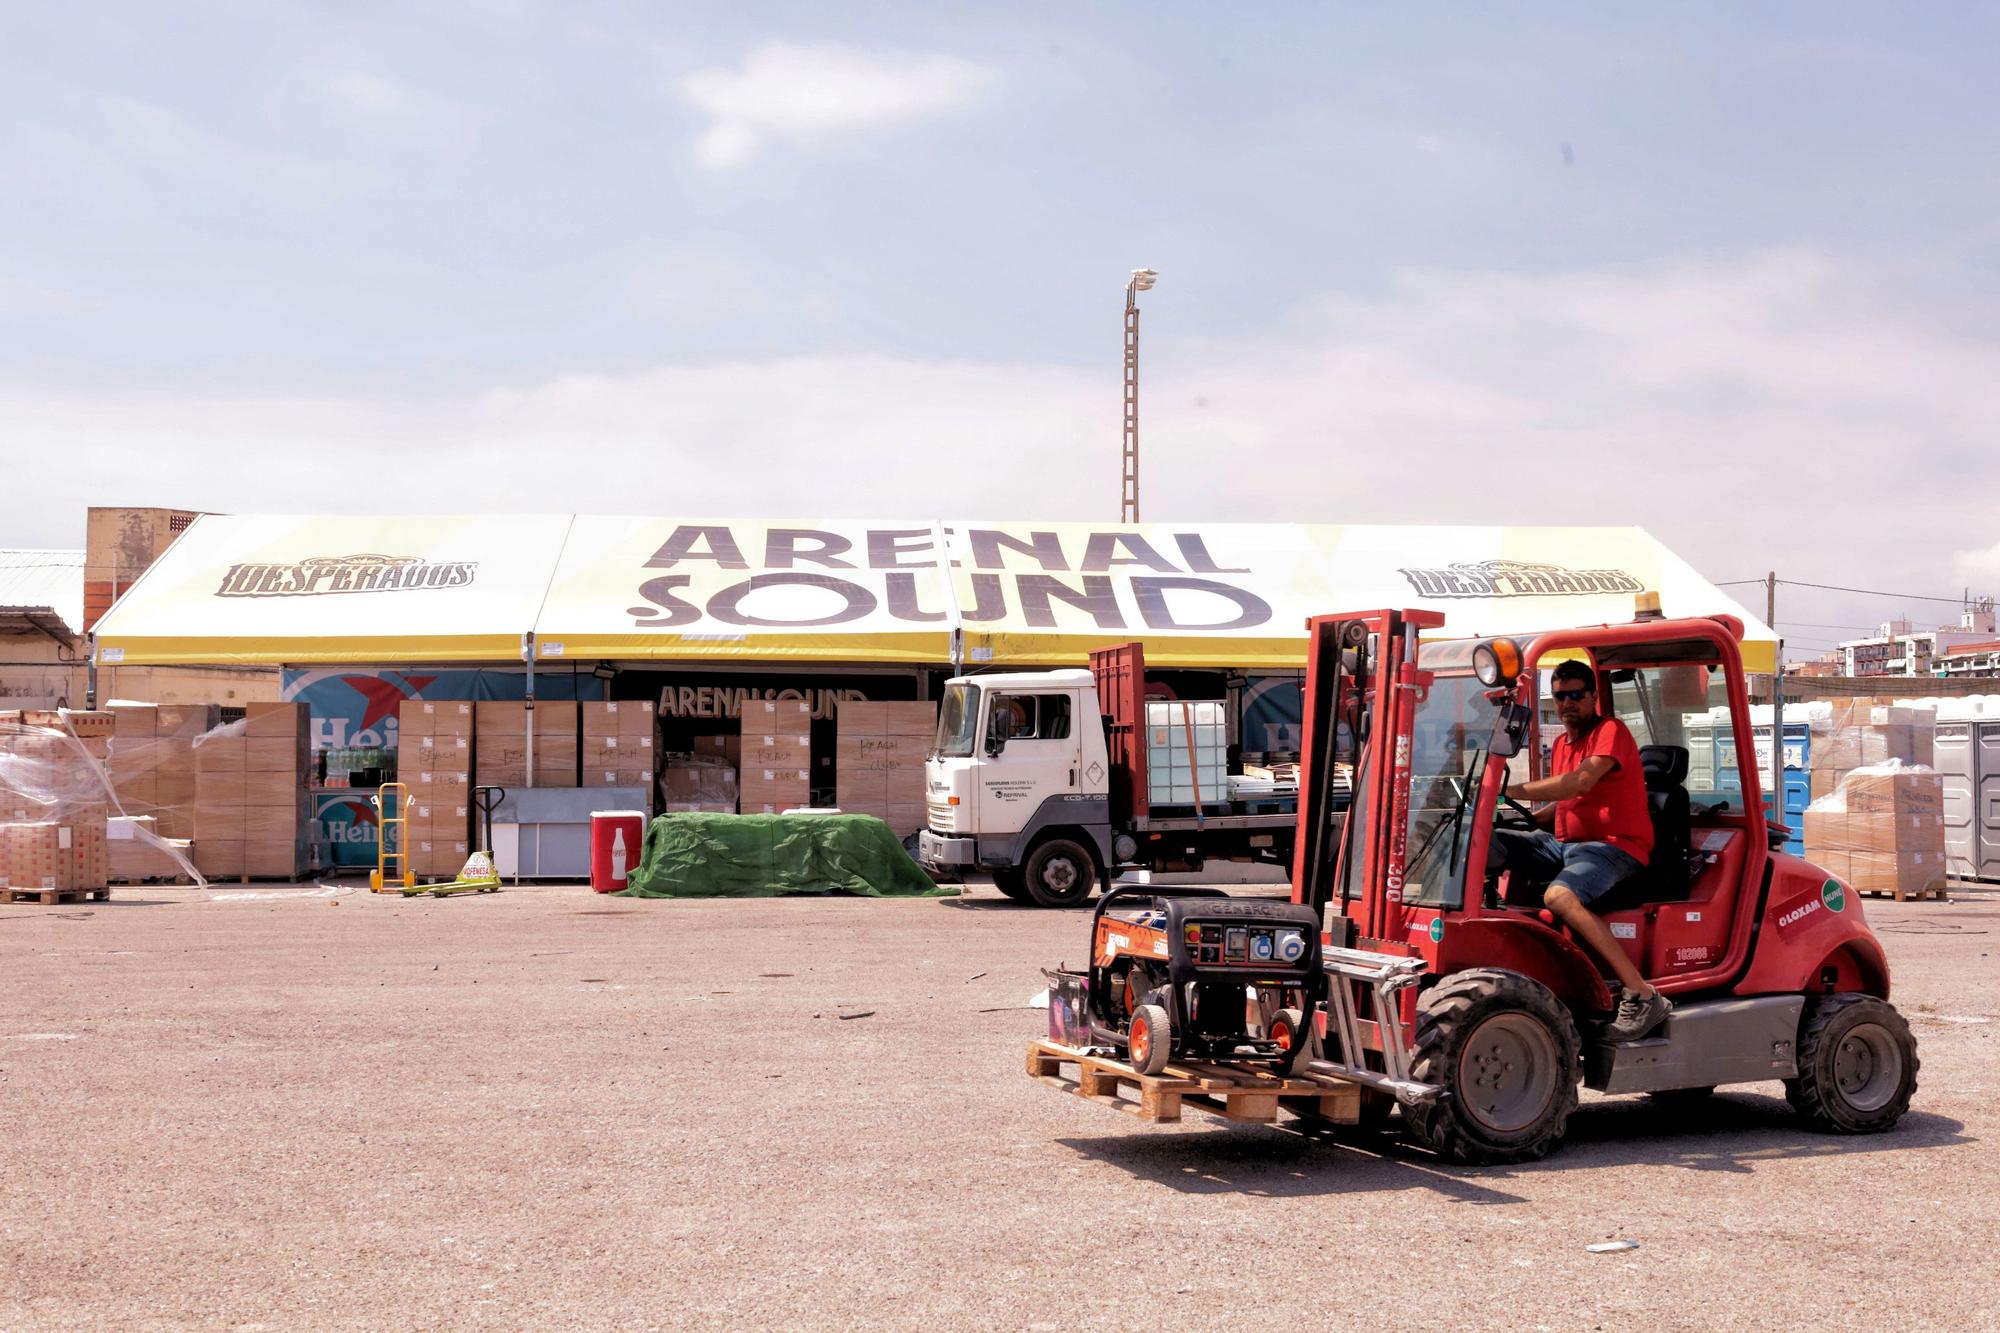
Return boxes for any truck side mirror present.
[1489,702,1532,759]
[986,710,1013,756]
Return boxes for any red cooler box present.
[590,810,647,893]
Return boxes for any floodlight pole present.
[1122,269,1156,524]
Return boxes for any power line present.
[1711,575,1980,606]
[1777,578,1972,605]
[1776,620,1879,632]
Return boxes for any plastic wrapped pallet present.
[658,755,739,814]
[106,702,218,840]
[0,708,198,892]
[1802,761,1947,901]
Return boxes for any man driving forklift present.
[1492,658,1670,1042]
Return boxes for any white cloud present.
[1954,541,2000,586]
[321,71,418,117]
[674,42,1000,168]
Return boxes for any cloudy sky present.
[4,3,1997,655]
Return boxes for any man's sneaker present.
[1606,988,1672,1042]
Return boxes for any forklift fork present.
[1307,945,1445,1104]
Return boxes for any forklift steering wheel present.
[1498,789,1539,828]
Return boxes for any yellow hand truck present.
[369,781,415,892]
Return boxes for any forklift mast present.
[1292,608,1443,947]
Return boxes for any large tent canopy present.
[94,515,1778,673]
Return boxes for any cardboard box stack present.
[835,701,935,836]
[107,814,189,881]
[739,700,812,814]
[1803,764,1947,901]
[0,709,115,893]
[194,704,310,880]
[1807,699,1935,801]
[106,703,214,839]
[582,701,657,794]
[476,700,580,788]
[400,700,474,879]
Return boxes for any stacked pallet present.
[400,700,474,879]
[1804,766,1948,901]
[107,703,216,839]
[193,704,311,880]
[107,814,191,882]
[476,701,579,788]
[739,700,811,814]
[834,701,933,836]
[1807,699,1935,801]
[0,709,114,899]
[582,701,657,794]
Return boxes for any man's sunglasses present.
[1552,688,1593,702]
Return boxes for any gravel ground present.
[2,877,1995,1330]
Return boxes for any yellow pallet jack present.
[409,785,506,897]
[371,784,506,897]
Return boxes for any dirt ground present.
[2,876,1995,1330]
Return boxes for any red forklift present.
[1292,603,1918,1164]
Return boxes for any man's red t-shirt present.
[1550,717,1654,860]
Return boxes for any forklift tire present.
[1785,994,1919,1134]
[1023,838,1098,909]
[990,868,1031,902]
[1128,1004,1172,1076]
[1404,968,1581,1166]
[1269,1007,1312,1074]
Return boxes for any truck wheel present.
[990,867,1030,902]
[1023,838,1097,909]
[1403,968,1581,1166]
[1268,1007,1311,1074]
[1128,1003,1172,1075]
[1785,994,1919,1134]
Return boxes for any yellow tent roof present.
[93,516,1778,673]
[91,514,576,666]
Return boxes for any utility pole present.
[1121,268,1156,524]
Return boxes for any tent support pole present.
[525,632,536,789]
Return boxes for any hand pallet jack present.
[370,783,507,897]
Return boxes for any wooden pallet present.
[1854,884,1950,903]
[1,885,113,905]
[108,875,195,887]
[1026,1039,1360,1126]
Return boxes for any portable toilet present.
[1932,695,2000,882]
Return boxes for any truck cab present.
[918,669,1116,907]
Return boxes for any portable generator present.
[1062,886,1326,1076]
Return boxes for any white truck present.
[916,643,1301,907]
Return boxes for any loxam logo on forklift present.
[1774,878,1848,938]
[1397,559,1644,599]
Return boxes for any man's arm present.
[1509,754,1617,803]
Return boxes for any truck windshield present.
[933,683,981,758]
[1398,675,1505,910]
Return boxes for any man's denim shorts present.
[1493,828,1644,907]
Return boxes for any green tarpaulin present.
[614,813,953,899]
